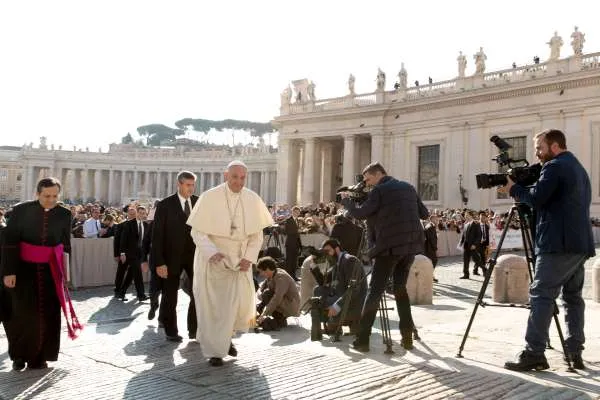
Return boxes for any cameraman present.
[340,162,428,351]
[502,129,595,371]
[312,239,367,334]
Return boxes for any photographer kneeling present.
[312,239,367,336]
[256,257,300,331]
[502,129,595,371]
[341,162,428,352]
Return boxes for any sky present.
[1,0,599,151]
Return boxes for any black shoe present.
[473,270,480,276]
[12,359,25,371]
[401,334,414,350]
[351,339,370,353]
[27,361,48,370]
[569,352,585,370]
[433,277,438,283]
[209,357,223,366]
[504,351,549,372]
[148,304,158,320]
[117,295,128,301]
[138,295,149,302]
[228,343,238,357]
[166,334,183,343]
[189,332,196,340]
[459,275,469,279]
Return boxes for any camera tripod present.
[265,228,283,254]
[456,202,574,371]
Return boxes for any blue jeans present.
[525,253,587,355]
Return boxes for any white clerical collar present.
[225,184,241,197]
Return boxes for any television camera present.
[475,135,541,189]
[335,174,369,204]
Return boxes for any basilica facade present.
[273,30,600,215]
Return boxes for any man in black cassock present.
[0,177,75,371]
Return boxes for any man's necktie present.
[184,200,191,217]
[138,221,143,247]
[481,224,486,241]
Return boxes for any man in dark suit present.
[474,211,490,276]
[503,129,595,371]
[330,215,364,258]
[113,206,137,297]
[284,206,302,281]
[117,205,149,302]
[459,214,482,279]
[151,171,198,342]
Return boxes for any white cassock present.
[187,183,273,358]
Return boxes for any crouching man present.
[312,239,367,336]
[256,256,300,330]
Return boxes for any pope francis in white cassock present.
[187,160,273,366]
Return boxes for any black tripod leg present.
[457,206,516,358]
[379,295,394,354]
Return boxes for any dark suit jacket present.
[332,253,367,319]
[151,193,199,274]
[510,151,595,257]
[342,176,429,258]
[112,222,123,258]
[284,216,301,249]
[460,221,482,248]
[119,219,150,262]
[330,218,363,257]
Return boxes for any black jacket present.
[460,221,482,249]
[342,176,428,258]
[284,216,301,249]
[119,219,150,262]
[330,218,363,257]
[423,222,438,259]
[151,193,198,273]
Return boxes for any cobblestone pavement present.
[1,252,600,399]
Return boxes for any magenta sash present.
[19,242,83,339]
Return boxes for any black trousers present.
[285,246,299,280]
[159,263,197,337]
[114,260,128,294]
[357,254,415,343]
[475,244,488,272]
[119,259,145,299]
[149,264,162,308]
[462,246,482,276]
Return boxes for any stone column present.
[107,169,114,205]
[94,169,102,201]
[197,172,203,193]
[167,172,173,195]
[276,138,290,204]
[132,170,139,198]
[81,169,90,202]
[155,171,162,198]
[144,170,150,193]
[320,143,333,202]
[24,165,34,201]
[260,171,267,199]
[343,134,356,186]
[120,170,128,202]
[247,171,254,192]
[302,138,316,205]
[370,132,385,164]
